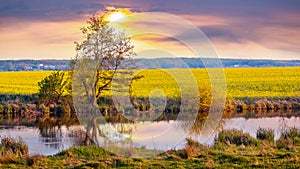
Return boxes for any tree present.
[38,71,70,103]
[71,13,140,146]
[72,14,135,106]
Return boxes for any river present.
[0,114,299,156]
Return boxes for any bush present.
[0,137,28,157]
[276,137,293,150]
[56,104,71,115]
[38,71,70,103]
[276,127,300,150]
[0,104,3,113]
[199,85,212,113]
[183,138,204,158]
[216,129,259,146]
[285,128,299,142]
[256,127,274,143]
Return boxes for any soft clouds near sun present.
[1,1,300,60]
[105,7,132,22]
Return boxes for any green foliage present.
[0,137,28,157]
[1,129,300,168]
[73,14,135,105]
[276,127,300,150]
[256,127,274,143]
[276,137,293,150]
[199,85,212,112]
[216,129,259,146]
[0,104,3,113]
[38,71,70,103]
[57,146,113,158]
[55,105,71,115]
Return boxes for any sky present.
[0,0,299,60]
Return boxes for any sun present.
[107,12,126,22]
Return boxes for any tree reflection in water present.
[0,106,299,156]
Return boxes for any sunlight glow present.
[107,12,126,22]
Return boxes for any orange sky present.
[0,1,299,60]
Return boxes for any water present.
[0,115,299,156]
[0,125,83,156]
[189,116,300,147]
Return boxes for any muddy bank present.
[0,95,299,120]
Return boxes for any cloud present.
[0,0,103,21]
[0,0,299,60]
[0,18,84,59]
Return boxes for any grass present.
[0,67,300,98]
[216,129,259,146]
[0,129,299,168]
[256,128,275,143]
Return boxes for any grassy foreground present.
[0,128,300,168]
[0,67,300,98]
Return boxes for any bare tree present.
[73,14,135,107]
[71,13,138,146]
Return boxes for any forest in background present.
[1,58,300,71]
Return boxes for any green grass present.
[0,67,300,98]
[1,129,299,168]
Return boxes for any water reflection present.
[0,111,299,156]
[222,116,300,141]
[0,125,80,156]
[85,111,300,156]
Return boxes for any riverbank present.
[1,94,300,120]
[0,128,299,168]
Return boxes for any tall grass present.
[0,137,28,164]
[256,127,274,143]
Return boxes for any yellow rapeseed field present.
[0,71,52,95]
[0,67,299,98]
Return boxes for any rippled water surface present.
[0,115,299,155]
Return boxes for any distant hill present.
[137,58,300,68]
[0,58,299,71]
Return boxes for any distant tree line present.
[1,58,299,71]
[0,60,70,71]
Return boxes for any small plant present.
[256,127,274,143]
[276,127,300,150]
[183,138,203,158]
[216,129,259,146]
[0,137,28,157]
[0,104,4,113]
[276,137,293,150]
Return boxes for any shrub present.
[256,127,274,143]
[183,138,204,158]
[276,127,300,149]
[276,137,293,150]
[199,85,212,113]
[176,149,188,159]
[0,137,28,157]
[216,129,259,146]
[38,71,70,103]
[56,104,71,115]
[0,104,3,113]
[286,128,299,142]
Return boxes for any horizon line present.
[0,57,299,61]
